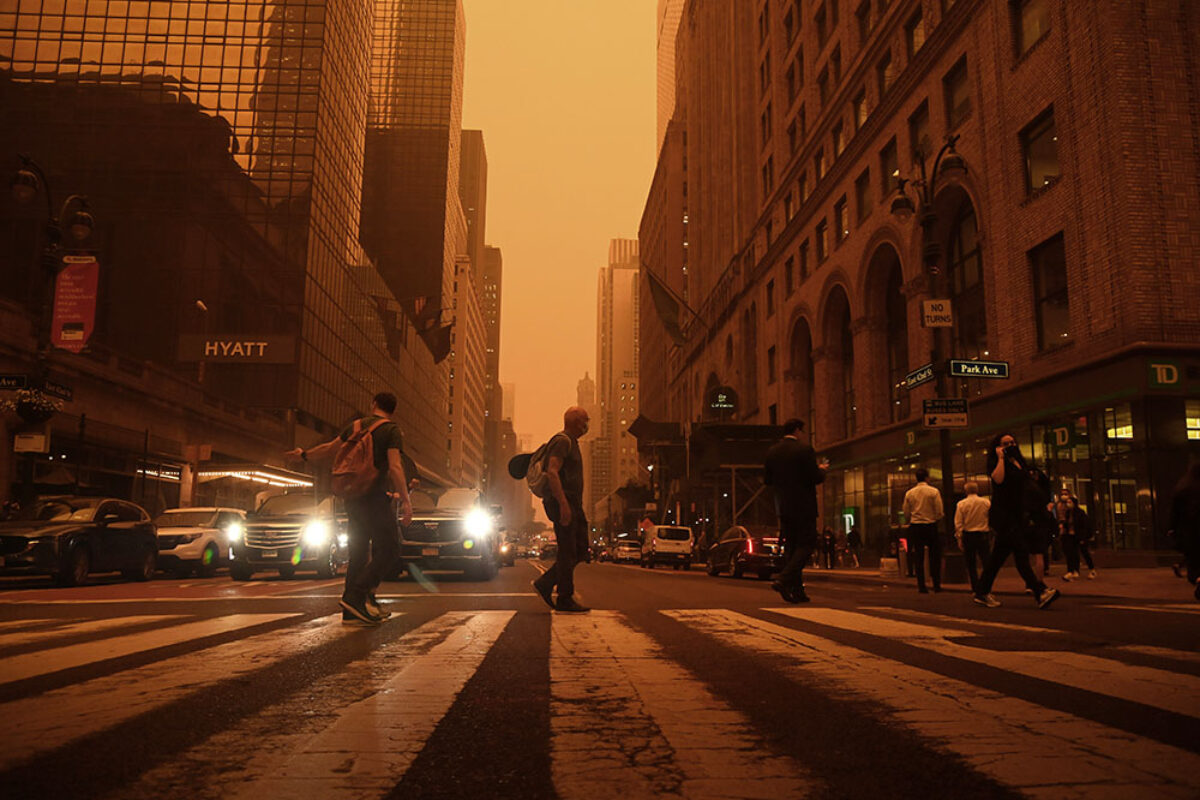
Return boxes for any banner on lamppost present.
[51,255,100,353]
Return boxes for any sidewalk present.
[805,564,1197,603]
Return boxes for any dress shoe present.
[555,598,591,613]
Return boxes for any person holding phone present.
[971,433,1059,609]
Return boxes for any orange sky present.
[461,0,657,447]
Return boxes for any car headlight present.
[500,543,510,553]
[304,520,330,547]
[464,509,493,539]
[225,523,243,543]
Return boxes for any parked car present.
[539,542,558,561]
[229,491,349,580]
[499,538,516,567]
[641,525,695,570]
[0,496,157,585]
[705,525,784,580]
[155,507,245,578]
[398,490,501,581]
[612,540,642,564]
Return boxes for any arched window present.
[947,204,986,359]
[885,264,910,421]
[823,287,855,440]
[789,318,815,436]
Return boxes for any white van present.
[641,525,695,570]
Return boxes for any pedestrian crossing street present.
[1,604,1198,799]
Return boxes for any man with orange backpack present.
[286,392,412,625]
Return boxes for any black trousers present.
[777,515,817,590]
[908,522,942,591]
[977,519,1045,597]
[536,497,588,601]
[343,492,399,605]
[961,530,991,595]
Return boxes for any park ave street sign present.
[949,359,1010,379]
[923,397,969,429]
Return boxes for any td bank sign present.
[178,335,297,364]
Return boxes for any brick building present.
[639,0,1200,554]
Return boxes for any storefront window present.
[1187,399,1200,441]
[1104,404,1134,440]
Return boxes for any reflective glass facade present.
[1,0,449,469]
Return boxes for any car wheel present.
[278,564,297,579]
[729,552,744,579]
[705,558,721,576]
[682,561,691,571]
[316,544,337,579]
[123,547,156,582]
[197,544,219,578]
[56,545,90,586]
[230,563,254,581]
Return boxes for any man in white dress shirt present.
[902,468,944,593]
[954,481,991,596]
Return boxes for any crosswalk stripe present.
[0,613,369,771]
[668,609,1200,798]
[0,618,76,632]
[1099,604,1200,615]
[0,615,185,649]
[861,606,1200,666]
[550,611,815,800]
[224,610,514,799]
[772,607,1200,719]
[0,613,298,685]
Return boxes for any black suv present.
[229,491,349,580]
[398,490,501,581]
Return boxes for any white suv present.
[641,525,695,570]
[155,507,245,578]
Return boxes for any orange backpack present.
[331,418,388,498]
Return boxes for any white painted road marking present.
[772,607,1200,719]
[669,609,1200,799]
[1099,604,1200,616]
[226,610,514,800]
[550,611,815,800]
[0,615,184,649]
[0,613,298,684]
[0,613,368,771]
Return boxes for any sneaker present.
[339,597,382,625]
[1088,570,1097,579]
[555,598,591,613]
[771,581,798,604]
[1062,572,1074,582]
[973,593,1001,608]
[365,595,392,619]
[341,609,381,626]
[1036,587,1060,609]
[531,580,555,610]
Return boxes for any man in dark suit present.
[764,418,828,603]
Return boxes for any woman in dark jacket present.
[1055,489,1095,580]
[1169,463,1200,602]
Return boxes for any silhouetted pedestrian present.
[764,418,828,603]
[1055,489,1095,581]
[1169,462,1200,602]
[532,406,592,613]
[846,526,861,567]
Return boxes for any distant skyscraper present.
[459,130,489,283]
[656,0,685,153]
[501,383,516,422]
[448,255,486,485]
[593,239,641,518]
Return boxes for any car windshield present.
[155,510,217,528]
[255,494,319,515]
[20,498,102,522]
[658,528,691,541]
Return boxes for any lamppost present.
[890,134,969,547]
[10,154,95,381]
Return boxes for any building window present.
[905,9,925,58]
[853,88,869,130]
[814,148,826,180]
[785,256,796,295]
[856,0,875,43]
[785,191,795,221]
[855,168,872,221]
[766,219,775,243]
[762,156,775,194]
[944,56,971,129]
[948,203,987,359]
[818,67,830,106]
[800,239,811,279]
[885,263,910,422]
[799,171,810,201]
[768,346,778,384]
[797,104,807,139]
[769,403,779,425]
[1030,233,1069,350]
[759,6,769,43]
[1186,400,1200,441]
[787,119,799,153]
[767,280,776,317]
[832,120,846,157]
[834,196,849,243]
[1015,0,1050,55]
[760,52,772,93]
[816,219,829,261]
[832,45,842,83]
[1021,106,1060,192]
[761,103,773,147]
[908,100,930,161]
[877,51,895,96]
[795,50,805,91]
[786,61,799,101]
[880,137,900,194]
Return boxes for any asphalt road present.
[0,559,1197,799]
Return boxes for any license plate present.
[260,549,278,559]
[422,547,438,557]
